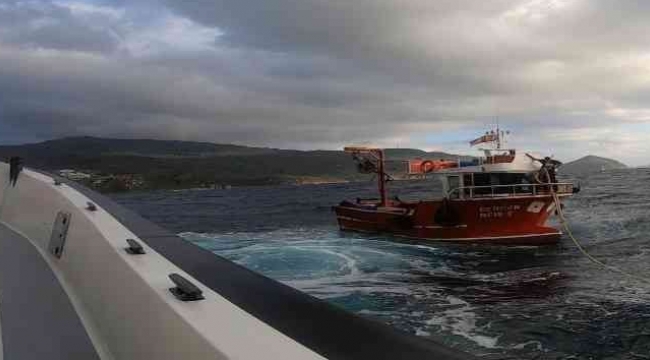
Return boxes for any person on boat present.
[525,154,559,193]
[542,157,558,184]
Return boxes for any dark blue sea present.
[112,168,650,359]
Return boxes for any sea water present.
[113,168,650,359]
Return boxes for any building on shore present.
[58,169,91,181]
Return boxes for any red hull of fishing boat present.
[334,196,562,245]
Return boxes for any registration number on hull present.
[478,204,522,219]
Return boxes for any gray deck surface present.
[0,223,100,360]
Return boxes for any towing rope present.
[545,169,650,285]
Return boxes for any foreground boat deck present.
[0,223,100,360]
[0,163,476,360]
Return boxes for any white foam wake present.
[425,296,500,349]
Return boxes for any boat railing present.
[447,182,574,199]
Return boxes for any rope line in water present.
[546,172,650,285]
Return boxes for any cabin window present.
[502,173,528,185]
[447,176,460,199]
[471,173,530,195]
[462,174,473,197]
[463,174,473,186]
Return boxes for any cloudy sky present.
[1,0,649,165]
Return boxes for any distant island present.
[0,137,462,192]
[560,155,628,175]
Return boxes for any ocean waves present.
[115,169,650,359]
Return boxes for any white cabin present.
[438,150,572,199]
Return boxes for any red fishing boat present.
[333,129,578,245]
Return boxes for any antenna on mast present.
[496,117,501,150]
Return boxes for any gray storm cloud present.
[1,0,650,164]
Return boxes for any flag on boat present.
[470,132,498,146]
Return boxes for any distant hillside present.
[561,155,627,174]
[0,136,277,159]
[0,137,468,191]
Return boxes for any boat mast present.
[344,146,389,207]
[496,119,501,150]
[377,149,387,207]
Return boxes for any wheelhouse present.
[441,172,573,200]
[482,148,516,164]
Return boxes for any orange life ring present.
[421,160,457,173]
[421,160,435,173]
